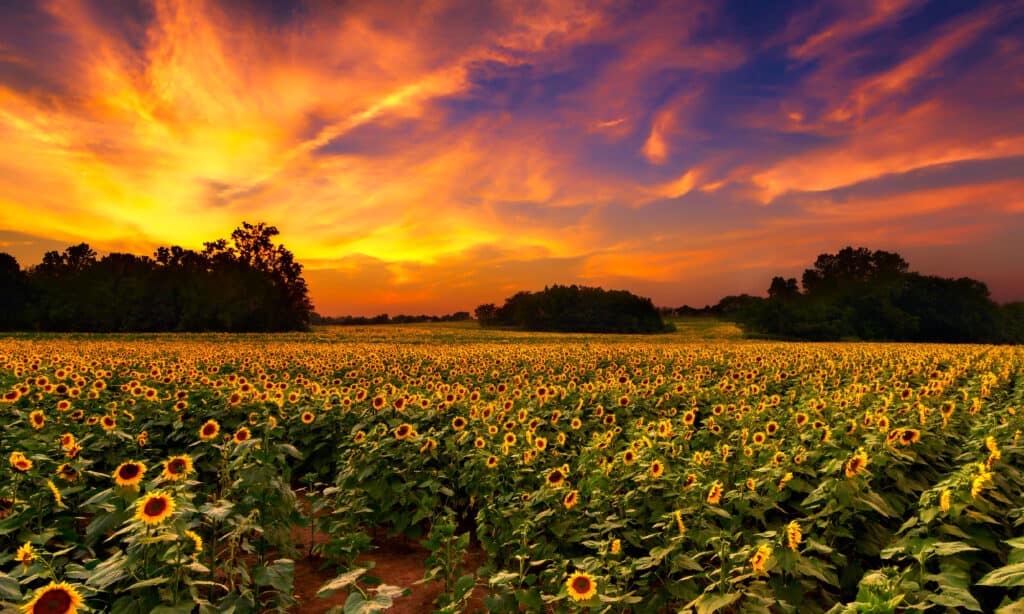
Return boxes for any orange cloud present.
[0,0,1021,313]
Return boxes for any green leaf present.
[452,574,476,600]
[979,562,1024,587]
[200,500,235,522]
[85,551,129,588]
[318,568,368,598]
[995,597,1024,614]
[858,491,897,518]
[253,558,294,593]
[278,443,303,459]
[927,541,980,557]
[689,591,741,614]
[150,603,200,614]
[0,572,22,600]
[120,577,169,592]
[928,585,982,611]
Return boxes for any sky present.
[0,0,1022,316]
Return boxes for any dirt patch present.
[291,535,488,613]
[287,502,489,614]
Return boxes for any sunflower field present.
[2,323,1024,613]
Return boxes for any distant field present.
[2,321,1023,613]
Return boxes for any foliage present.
[312,312,471,326]
[0,222,313,332]
[1,324,1023,612]
[723,246,1021,343]
[476,284,672,333]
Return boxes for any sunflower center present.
[35,587,72,614]
[571,576,592,594]
[119,464,140,479]
[169,459,185,473]
[144,497,168,517]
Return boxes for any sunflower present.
[503,432,516,446]
[135,491,176,525]
[162,455,194,482]
[844,448,869,478]
[183,529,203,558]
[563,490,579,509]
[233,427,251,444]
[47,480,65,508]
[566,571,597,602]
[10,452,32,472]
[59,433,76,450]
[546,468,566,487]
[486,455,499,468]
[394,423,413,440]
[622,449,637,465]
[100,415,116,431]
[650,460,664,478]
[751,431,766,445]
[795,412,808,427]
[29,410,45,429]
[570,417,582,430]
[534,437,547,451]
[451,416,467,430]
[56,463,79,482]
[939,488,952,512]
[786,520,802,551]
[16,541,34,568]
[899,429,920,445]
[300,411,315,424]
[610,539,621,555]
[474,437,486,449]
[765,421,779,436]
[749,544,772,575]
[199,419,220,440]
[706,481,723,505]
[21,580,84,614]
[114,461,147,488]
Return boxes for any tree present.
[479,285,670,333]
[728,247,1017,343]
[0,253,29,330]
[802,247,908,294]
[9,223,314,332]
[768,277,800,301]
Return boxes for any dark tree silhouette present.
[0,222,314,332]
[477,285,671,333]
[729,246,1018,343]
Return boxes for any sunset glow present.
[1,0,1022,315]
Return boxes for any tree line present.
[673,247,1023,343]
[475,285,672,334]
[0,222,313,332]
[311,312,471,326]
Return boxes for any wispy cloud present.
[0,0,1021,314]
